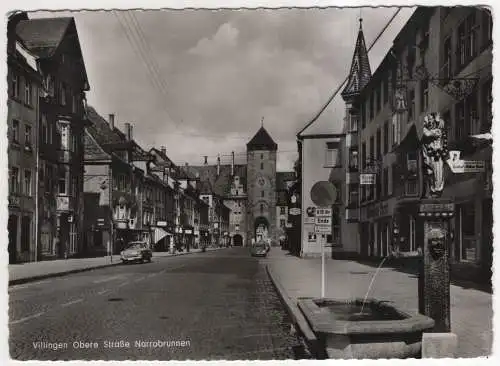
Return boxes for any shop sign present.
[315,225,331,234]
[304,217,315,224]
[315,217,331,226]
[289,208,301,216]
[316,208,332,217]
[360,174,376,185]
[184,229,193,235]
[419,202,455,213]
[156,221,167,227]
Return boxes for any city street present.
[9,248,302,361]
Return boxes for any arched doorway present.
[254,216,269,243]
[233,234,243,246]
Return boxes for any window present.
[260,162,264,170]
[376,129,381,160]
[325,141,340,167]
[11,119,20,143]
[376,87,381,113]
[482,10,493,48]
[360,102,366,129]
[24,170,32,196]
[407,151,418,175]
[25,125,32,148]
[260,204,264,214]
[21,216,31,252]
[41,114,48,144]
[408,89,415,121]
[60,83,67,106]
[383,75,389,104]
[369,136,374,162]
[467,93,479,135]
[457,14,478,69]
[388,165,393,195]
[369,94,374,120]
[58,169,67,194]
[25,79,32,105]
[72,176,78,196]
[349,115,358,132]
[261,191,265,198]
[280,206,286,215]
[59,124,69,150]
[349,149,358,171]
[443,37,452,79]
[382,167,388,197]
[261,153,264,159]
[10,167,19,193]
[361,142,366,170]
[11,73,19,98]
[280,219,286,228]
[420,79,429,113]
[383,121,389,154]
[482,79,493,132]
[349,184,358,206]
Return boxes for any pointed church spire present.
[341,17,372,101]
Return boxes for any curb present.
[8,247,224,286]
[266,265,324,359]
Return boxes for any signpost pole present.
[321,234,325,298]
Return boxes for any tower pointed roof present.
[247,126,277,151]
[341,18,372,101]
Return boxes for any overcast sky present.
[30,7,415,171]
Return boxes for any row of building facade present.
[288,6,493,283]
[7,12,231,263]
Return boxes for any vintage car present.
[120,241,152,263]
[250,242,268,257]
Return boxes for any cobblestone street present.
[9,248,303,360]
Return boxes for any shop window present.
[460,203,477,262]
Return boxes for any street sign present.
[310,181,337,207]
[360,173,376,185]
[315,225,331,234]
[315,208,332,217]
[315,217,331,225]
[289,208,301,216]
[447,159,485,173]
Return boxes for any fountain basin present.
[298,298,435,359]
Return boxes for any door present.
[8,215,18,264]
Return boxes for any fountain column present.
[417,199,454,333]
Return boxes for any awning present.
[154,227,171,243]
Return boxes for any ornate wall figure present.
[421,113,448,198]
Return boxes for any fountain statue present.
[421,112,448,198]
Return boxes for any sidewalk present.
[266,249,493,358]
[8,247,224,286]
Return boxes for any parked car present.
[120,241,152,263]
[251,243,268,257]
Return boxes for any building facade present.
[341,7,492,283]
[12,15,90,260]
[7,13,43,263]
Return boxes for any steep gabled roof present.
[16,17,72,57]
[16,16,90,90]
[247,127,277,151]
[85,106,124,155]
[341,19,372,101]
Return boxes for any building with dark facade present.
[14,15,90,260]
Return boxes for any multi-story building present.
[83,109,151,255]
[342,7,492,283]
[7,13,43,263]
[16,15,90,259]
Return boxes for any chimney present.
[231,151,235,176]
[109,114,115,129]
[124,122,130,140]
[217,154,221,176]
[161,146,166,155]
[204,156,208,165]
[128,124,133,141]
